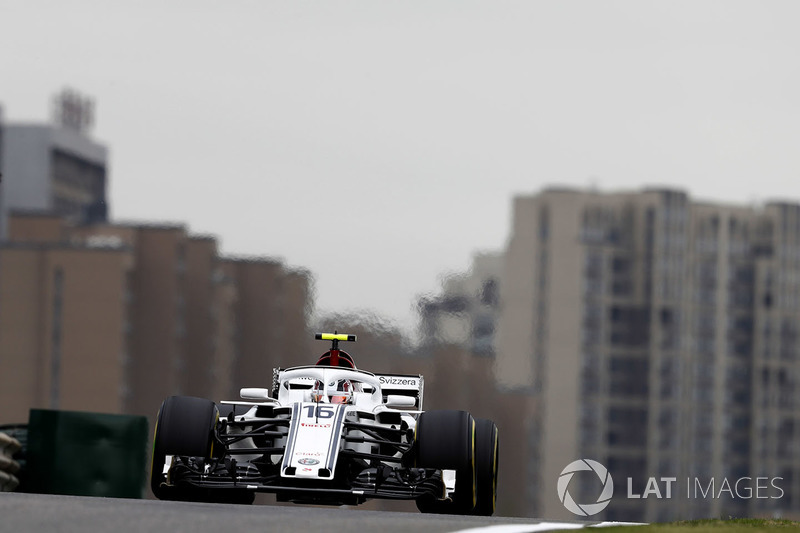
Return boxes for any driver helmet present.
[315,350,356,369]
[312,379,353,404]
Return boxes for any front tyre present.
[472,418,499,516]
[150,395,218,500]
[414,410,476,515]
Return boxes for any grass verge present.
[603,518,800,532]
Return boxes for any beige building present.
[68,222,190,419]
[496,188,800,521]
[220,258,313,394]
[0,213,313,429]
[0,214,133,418]
[184,236,222,399]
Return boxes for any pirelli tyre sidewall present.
[150,395,218,500]
[414,410,476,515]
[472,418,499,516]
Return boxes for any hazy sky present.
[2,1,799,333]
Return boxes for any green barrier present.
[24,409,149,498]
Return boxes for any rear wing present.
[374,373,425,411]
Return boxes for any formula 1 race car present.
[150,333,499,515]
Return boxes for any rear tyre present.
[472,418,499,516]
[414,410,476,515]
[150,395,218,500]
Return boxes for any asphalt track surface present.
[0,493,600,533]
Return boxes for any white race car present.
[151,333,499,515]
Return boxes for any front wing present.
[160,403,445,505]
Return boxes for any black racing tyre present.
[150,395,218,500]
[414,410,476,515]
[472,418,499,516]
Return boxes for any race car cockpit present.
[312,332,359,403]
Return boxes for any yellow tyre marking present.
[471,418,477,508]
[210,411,219,458]
[149,419,159,480]
[492,428,498,512]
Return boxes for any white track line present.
[592,522,645,528]
[450,522,585,533]
[450,521,645,533]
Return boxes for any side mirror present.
[240,387,273,401]
[385,395,416,409]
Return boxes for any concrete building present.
[183,236,221,399]
[495,187,800,521]
[418,252,502,356]
[0,215,133,419]
[0,213,313,429]
[749,202,800,518]
[221,258,313,391]
[0,96,108,238]
[208,265,239,403]
[68,222,189,418]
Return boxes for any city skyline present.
[494,187,800,521]
[2,1,799,333]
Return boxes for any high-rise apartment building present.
[0,91,108,238]
[496,187,800,521]
[0,214,133,416]
[0,213,313,429]
[183,236,222,399]
[68,222,189,418]
[418,252,502,355]
[220,257,314,393]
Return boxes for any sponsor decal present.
[281,404,302,471]
[298,458,320,466]
[326,405,347,471]
[301,422,331,428]
[379,376,418,386]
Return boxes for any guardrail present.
[0,431,21,492]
